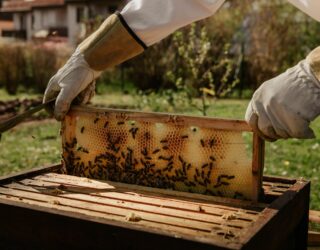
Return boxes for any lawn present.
[0,89,319,212]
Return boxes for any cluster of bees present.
[62,117,243,199]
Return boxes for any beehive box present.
[0,165,310,250]
[61,106,265,201]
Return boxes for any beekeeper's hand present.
[43,13,146,120]
[245,47,320,141]
[43,50,101,120]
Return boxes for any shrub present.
[0,43,27,94]
[0,43,71,95]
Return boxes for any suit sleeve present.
[287,0,320,21]
[120,0,225,46]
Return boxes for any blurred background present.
[0,0,319,220]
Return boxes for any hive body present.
[62,107,256,200]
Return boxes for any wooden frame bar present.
[252,134,265,202]
[71,105,252,131]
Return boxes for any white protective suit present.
[44,0,320,140]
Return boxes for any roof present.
[1,0,65,12]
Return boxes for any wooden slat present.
[263,175,296,184]
[0,187,222,233]
[308,231,320,246]
[4,181,251,229]
[36,173,267,211]
[70,105,252,132]
[18,178,258,222]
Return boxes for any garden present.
[0,0,319,226]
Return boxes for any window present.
[76,7,85,23]
[31,14,35,29]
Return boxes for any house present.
[0,0,14,38]
[0,0,126,46]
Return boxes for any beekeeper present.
[44,0,320,141]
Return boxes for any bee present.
[94,118,100,124]
[181,135,189,139]
[117,121,125,125]
[200,139,205,147]
[175,170,179,176]
[221,181,230,186]
[80,126,85,133]
[182,164,187,175]
[163,166,169,172]
[160,139,168,143]
[209,139,215,147]
[210,156,216,162]
[152,149,160,154]
[141,148,148,156]
[178,156,184,163]
[162,146,169,150]
[104,121,109,128]
[204,178,211,185]
[194,175,198,182]
[196,168,200,177]
[201,171,205,179]
[207,170,212,178]
[202,163,209,169]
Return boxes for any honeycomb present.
[62,107,255,200]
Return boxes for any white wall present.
[67,4,90,46]
[26,12,32,40]
[33,8,67,31]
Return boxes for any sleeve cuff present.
[115,11,148,50]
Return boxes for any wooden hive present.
[0,165,310,250]
[61,106,265,201]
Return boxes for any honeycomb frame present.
[61,106,265,201]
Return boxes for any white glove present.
[245,60,320,141]
[43,50,101,120]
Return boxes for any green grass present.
[0,120,61,175]
[0,89,319,211]
[0,89,41,101]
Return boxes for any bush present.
[0,43,71,95]
[0,44,26,94]
[122,0,320,95]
